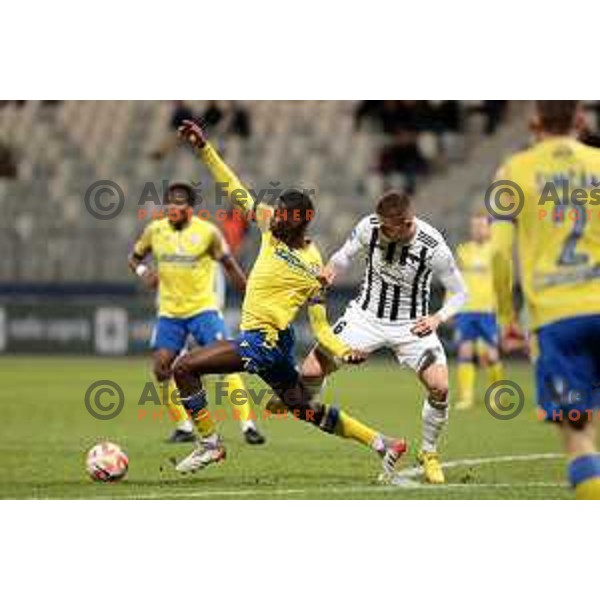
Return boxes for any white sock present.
[177,419,194,433]
[421,397,448,453]
[304,376,327,403]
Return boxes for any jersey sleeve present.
[199,142,273,230]
[306,246,350,357]
[431,242,468,322]
[307,301,350,359]
[328,215,373,273]
[132,223,153,258]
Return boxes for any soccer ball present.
[86,442,129,482]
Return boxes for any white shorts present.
[328,302,447,372]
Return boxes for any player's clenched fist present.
[343,349,368,365]
[317,264,337,287]
[178,120,207,150]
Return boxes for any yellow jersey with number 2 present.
[492,137,600,330]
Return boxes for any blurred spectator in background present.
[151,101,251,160]
[0,141,18,178]
[378,128,428,193]
[170,100,195,130]
[430,101,462,134]
[202,101,252,139]
[151,100,196,160]
[354,100,384,131]
[475,100,508,135]
[227,101,252,139]
[202,101,224,131]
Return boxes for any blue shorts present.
[535,315,600,421]
[455,312,499,347]
[234,327,299,392]
[151,310,228,353]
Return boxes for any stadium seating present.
[0,100,519,282]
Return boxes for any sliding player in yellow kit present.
[129,182,265,445]
[170,119,407,475]
[454,210,503,410]
[491,101,600,499]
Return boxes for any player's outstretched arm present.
[178,120,273,231]
[208,228,247,293]
[322,217,370,286]
[307,299,366,364]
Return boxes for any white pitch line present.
[105,453,567,499]
[389,452,564,485]
[114,481,565,500]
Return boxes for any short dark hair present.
[376,190,412,217]
[278,189,315,224]
[535,101,579,134]
[164,182,196,206]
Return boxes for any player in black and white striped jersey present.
[301,191,468,484]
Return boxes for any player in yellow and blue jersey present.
[491,101,600,499]
[170,119,407,475]
[454,210,503,410]
[128,182,265,445]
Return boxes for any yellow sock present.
[224,373,255,423]
[569,454,600,499]
[336,410,379,448]
[575,477,600,500]
[457,362,476,405]
[163,379,189,425]
[195,407,217,438]
[487,362,504,386]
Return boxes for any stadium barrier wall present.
[0,285,451,356]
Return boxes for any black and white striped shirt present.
[330,214,467,322]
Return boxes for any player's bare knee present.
[458,344,473,362]
[301,347,334,379]
[486,348,499,365]
[153,358,172,382]
[428,385,449,407]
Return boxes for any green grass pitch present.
[0,356,571,499]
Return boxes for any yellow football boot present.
[417,451,445,484]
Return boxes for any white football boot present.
[175,435,226,473]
